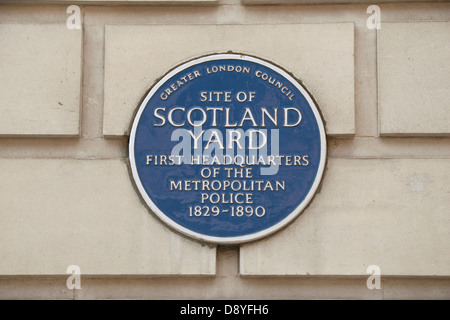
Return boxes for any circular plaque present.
[129,53,327,244]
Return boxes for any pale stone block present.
[0,159,216,275]
[0,278,74,300]
[243,0,440,4]
[378,22,450,136]
[104,24,354,136]
[0,0,218,4]
[240,159,450,276]
[0,24,82,136]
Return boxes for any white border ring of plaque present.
[129,53,327,244]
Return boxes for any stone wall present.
[0,0,449,299]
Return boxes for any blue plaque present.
[129,53,327,244]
